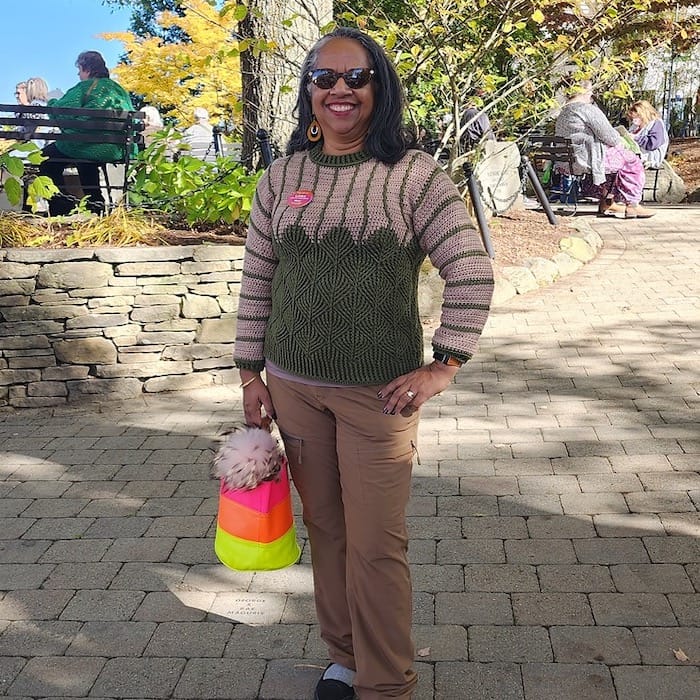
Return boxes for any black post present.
[256,128,273,168]
[521,154,558,225]
[462,161,495,259]
[213,125,225,156]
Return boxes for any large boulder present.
[643,161,686,203]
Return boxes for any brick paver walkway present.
[1,204,698,699]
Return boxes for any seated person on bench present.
[39,51,134,216]
[627,100,669,170]
[555,80,653,219]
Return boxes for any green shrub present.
[128,129,261,230]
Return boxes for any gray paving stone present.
[412,564,464,592]
[132,591,211,622]
[560,492,629,514]
[610,563,695,592]
[644,535,700,563]
[521,663,615,700]
[0,590,73,621]
[102,536,177,562]
[659,512,700,537]
[577,472,642,492]
[256,658,329,700]
[593,513,665,537]
[82,515,153,538]
[504,538,577,564]
[549,625,640,664]
[573,537,649,564]
[92,657,186,698]
[437,495,498,516]
[538,565,614,592]
[436,538,504,564]
[0,657,27,695]
[223,624,311,660]
[434,661,523,700]
[43,562,122,589]
[464,564,539,592]
[408,538,437,564]
[0,621,81,656]
[0,538,50,563]
[21,498,90,518]
[407,515,462,539]
[525,515,596,539]
[39,538,112,563]
[22,517,94,540]
[498,494,563,516]
[110,561,187,591]
[461,515,528,539]
[59,590,145,621]
[0,563,54,590]
[590,593,677,626]
[435,592,513,625]
[627,491,696,513]
[517,475,580,494]
[511,592,593,625]
[633,626,700,665]
[66,620,156,657]
[174,657,266,698]
[143,515,213,538]
[612,665,700,700]
[668,593,700,625]
[469,625,552,662]
[413,624,468,660]
[8,656,105,697]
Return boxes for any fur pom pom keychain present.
[212,417,286,491]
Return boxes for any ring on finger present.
[406,389,416,399]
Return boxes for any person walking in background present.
[233,26,493,700]
[459,88,495,151]
[38,50,134,216]
[555,80,654,219]
[627,99,669,169]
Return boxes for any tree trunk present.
[239,0,331,169]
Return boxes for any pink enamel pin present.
[287,190,314,208]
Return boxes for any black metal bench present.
[0,103,144,210]
[520,134,587,220]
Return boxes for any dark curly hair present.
[76,51,110,79]
[286,27,417,164]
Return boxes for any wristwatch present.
[433,352,463,367]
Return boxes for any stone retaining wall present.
[0,245,246,408]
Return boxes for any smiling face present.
[309,37,375,155]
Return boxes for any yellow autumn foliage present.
[101,0,243,127]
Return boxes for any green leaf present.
[531,9,545,23]
[4,177,21,205]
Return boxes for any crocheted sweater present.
[234,146,494,385]
[47,78,135,161]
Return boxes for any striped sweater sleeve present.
[233,167,278,371]
[410,152,494,362]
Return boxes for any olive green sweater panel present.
[234,147,494,384]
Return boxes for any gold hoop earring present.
[307,116,321,142]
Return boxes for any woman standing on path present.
[234,27,493,700]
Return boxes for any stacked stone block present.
[0,245,245,408]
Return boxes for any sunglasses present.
[307,68,375,90]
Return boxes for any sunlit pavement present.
[1,204,698,699]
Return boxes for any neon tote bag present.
[214,461,301,571]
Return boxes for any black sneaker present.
[314,675,356,700]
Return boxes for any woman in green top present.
[39,51,134,216]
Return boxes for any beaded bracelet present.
[240,376,258,389]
